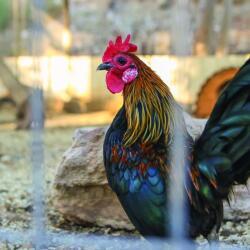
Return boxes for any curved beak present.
[97,62,113,71]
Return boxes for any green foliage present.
[0,0,10,30]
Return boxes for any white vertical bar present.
[168,0,192,247]
[30,0,46,249]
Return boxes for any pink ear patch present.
[106,70,124,93]
[122,68,138,84]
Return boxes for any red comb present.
[102,34,137,62]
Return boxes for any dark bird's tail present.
[192,58,250,202]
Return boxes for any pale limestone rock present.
[54,127,134,230]
[183,111,206,139]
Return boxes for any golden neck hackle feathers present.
[122,54,177,147]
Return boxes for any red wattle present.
[106,71,125,93]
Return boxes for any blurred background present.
[0,1,249,247]
[0,0,249,129]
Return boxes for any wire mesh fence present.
[0,0,248,249]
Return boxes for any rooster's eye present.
[117,57,127,66]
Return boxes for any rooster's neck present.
[122,54,180,147]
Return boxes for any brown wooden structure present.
[195,67,238,118]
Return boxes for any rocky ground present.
[0,126,249,249]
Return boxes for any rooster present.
[97,35,250,240]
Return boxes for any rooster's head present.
[97,34,138,94]
[98,34,178,146]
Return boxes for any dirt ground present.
[0,124,249,249]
